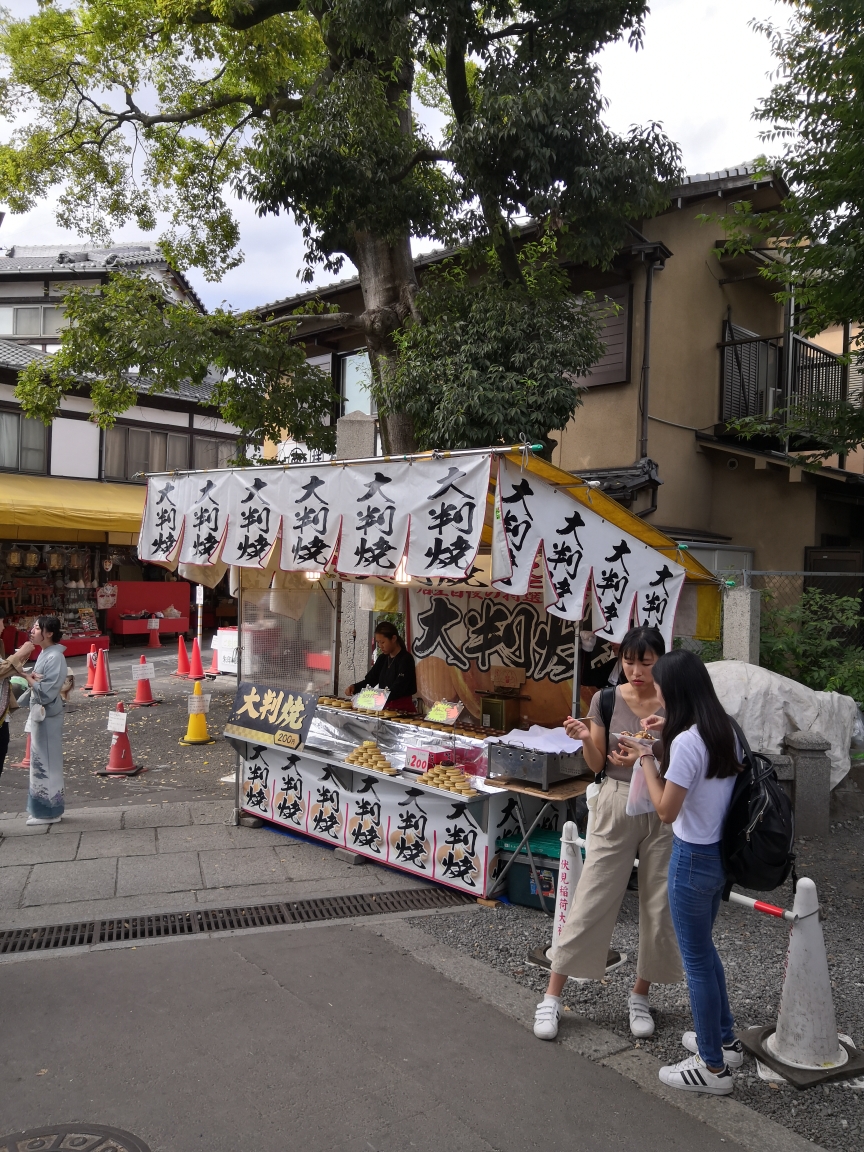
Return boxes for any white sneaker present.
[26,815,61,826]
[628,993,655,1038]
[533,998,560,1040]
[681,1031,744,1069]
[659,1053,734,1095]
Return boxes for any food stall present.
[138,446,720,899]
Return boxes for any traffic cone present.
[88,648,114,697]
[128,655,162,708]
[187,637,205,680]
[147,619,162,649]
[82,644,97,692]
[172,637,190,677]
[10,732,31,769]
[179,679,215,746]
[207,637,219,676]
[739,877,864,1086]
[99,701,144,776]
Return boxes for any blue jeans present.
[668,836,735,1068]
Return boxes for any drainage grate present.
[0,886,473,955]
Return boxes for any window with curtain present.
[0,410,46,472]
[103,426,190,481]
[193,436,236,469]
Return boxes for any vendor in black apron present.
[346,622,417,713]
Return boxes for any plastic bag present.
[29,702,46,724]
[626,759,655,816]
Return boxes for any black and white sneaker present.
[659,1053,734,1095]
[681,1031,744,1069]
[527,946,625,974]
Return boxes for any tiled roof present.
[0,241,206,313]
[675,164,764,186]
[0,339,49,370]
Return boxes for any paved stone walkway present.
[0,801,422,930]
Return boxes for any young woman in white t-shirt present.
[620,649,742,1096]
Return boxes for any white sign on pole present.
[147,618,160,631]
[195,584,204,605]
[107,710,128,733]
[132,662,156,681]
[187,694,211,714]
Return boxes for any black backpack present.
[721,718,796,897]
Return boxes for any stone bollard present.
[783,731,832,838]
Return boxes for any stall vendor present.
[346,622,417,712]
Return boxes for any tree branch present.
[259,312,362,329]
[189,0,303,31]
[388,147,448,184]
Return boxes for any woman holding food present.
[533,625,682,1042]
[620,650,742,1095]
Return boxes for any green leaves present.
[15,271,339,457]
[385,234,606,449]
[760,586,864,703]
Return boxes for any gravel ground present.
[410,817,864,1150]
[0,641,239,810]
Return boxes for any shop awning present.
[0,474,145,535]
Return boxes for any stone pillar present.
[336,410,376,460]
[722,587,761,664]
[334,411,376,694]
[784,731,832,838]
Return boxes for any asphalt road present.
[0,922,745,1152]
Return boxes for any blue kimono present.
[21,643,68,820]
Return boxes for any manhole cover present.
[0,1125,150,1151]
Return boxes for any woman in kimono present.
[19,616,68,826]
[0,617,33,779]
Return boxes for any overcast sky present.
[0,0,782,312]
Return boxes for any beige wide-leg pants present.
[549,778,683,983]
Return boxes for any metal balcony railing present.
[719,323,847,427]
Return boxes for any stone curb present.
[366,919,824,1152]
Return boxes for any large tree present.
[0,0,680,453]
[717,0,864,459]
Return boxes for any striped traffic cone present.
[82,644,98,692]
[10,732,31,769]
[89,648,114,697]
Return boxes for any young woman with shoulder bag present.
[621,649,743,1095]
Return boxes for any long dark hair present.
[652,650,739,779]
[618,625,665,670]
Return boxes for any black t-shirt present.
[354,646,416,699]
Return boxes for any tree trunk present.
[353,230,420,455]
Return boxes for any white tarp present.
[707,660,857,788]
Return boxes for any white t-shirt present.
[664,725,738,845]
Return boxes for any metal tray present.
[486,743,589,791]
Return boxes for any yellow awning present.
[0,474,145,535]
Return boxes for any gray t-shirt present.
[586,687,664,782]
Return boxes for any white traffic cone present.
[740,876,864,1087]
[766,877,846,1070]
[553,820,583,943]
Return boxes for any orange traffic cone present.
[207,638,219,676]
[173,637,190,677]
[10,732,31,769]
[82,644,98,692]
[128,655,162,708]
[89,648,114,697]
[187,637,205,680]
[99,701,144,776]
[179,679,215,745]
[147,619,162,649]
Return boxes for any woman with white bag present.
[532,625,682,1042]
[19,616,68,826]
